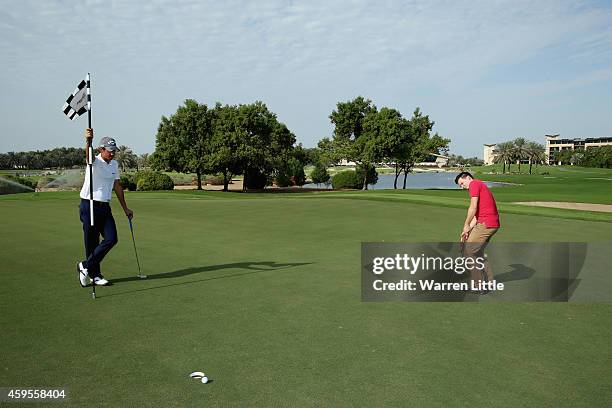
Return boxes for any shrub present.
[275,171,292,187]
[275,158,306,187]
[288,158,306,186]
[3,174,37,189]
[134,171,157,184]
[355,163,378,187]
[310,162,330,185]
[244,167,268,190]
[331,170,362,189]
[119,174,137,191]
[136,171,174,191]
[0,177,34,194]
[580,146,612,168]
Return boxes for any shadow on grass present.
[103,261,311,298]
[495,264,536,283]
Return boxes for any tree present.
[556,149,574,165]
[328,101,448,190]
[512,137,528,173]
[136,153,150,171]
[315,137,342,166]
[275,156,306,187]
[115,145,137,172]
[362,107,409,189]
[153,99,213,189]
[329,96,376,144]
[209,103,242,191]
[356,163,378,187]
[310,162,330,186]
[237,102,296,191]
[301,147,319,166]
[493,141,514,173]
[329,97,383,189]
[354,115,385,190]
[395,108,448,189]
[233,103,269,191]
[581,146,612,168]
[525,142,545,174]
[209,102,297,191]
[330,97,388,190]
[570,151,584,166]
[288,157,306,186]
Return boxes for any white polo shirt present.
[80,155,120,202]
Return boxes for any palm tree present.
[512,138,528,173]
[137,153,149,171]
[493,142,514,173]
[525,142,545,174]
[115,145,137,172]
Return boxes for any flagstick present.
[87,73,95,300]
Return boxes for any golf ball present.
[201,376,209,384]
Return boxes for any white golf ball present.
[201,376,209,384]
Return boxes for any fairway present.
[1,191,611,407]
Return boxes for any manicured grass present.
[1,190,611,407]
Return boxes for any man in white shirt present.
[77,128,133,287]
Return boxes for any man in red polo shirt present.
[455,171,500,288]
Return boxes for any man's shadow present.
[495,264,536,283]
[113,261,309,283]
[104,261,311,298]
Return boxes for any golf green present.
[1,191,611,407]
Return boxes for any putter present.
[128,218,146,279]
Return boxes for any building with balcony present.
[545,135,612,165]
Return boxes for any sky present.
[1,0,611,157]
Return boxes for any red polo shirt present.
[469,179,500,228]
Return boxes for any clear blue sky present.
[1,0,611,157]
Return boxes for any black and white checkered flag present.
[62,75,90,120]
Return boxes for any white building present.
[483,144,496,165]
[415,154,449,168]
[337,154,449,168]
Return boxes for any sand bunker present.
[513,202,612,213]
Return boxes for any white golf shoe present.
[91,276,110,286]
[77,262,88,287]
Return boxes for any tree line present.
[0,97,449,191]
[0,148,84,170]
[0,146,149,172]
[553,146,612,168]
[150,97,450,190]
[447,155,483,167]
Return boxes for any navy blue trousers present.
[79,199,118,278]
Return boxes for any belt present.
[81,198,110,207]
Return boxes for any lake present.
[303,172,513,190]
